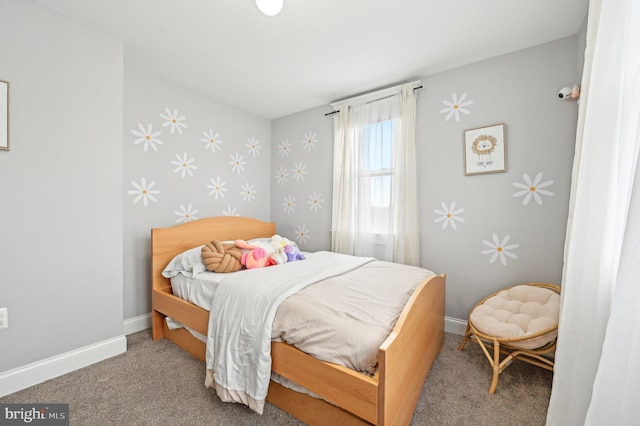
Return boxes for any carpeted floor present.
[0,330,553,425]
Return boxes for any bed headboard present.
[151,216,277,292]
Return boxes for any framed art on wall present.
[0,80,8,151]
[463,123,505,175]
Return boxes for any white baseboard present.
[445,316,467,335]
[124,312,467,336]
[0,314,466,398]
[123,313,151,335]
[0,335,126,398]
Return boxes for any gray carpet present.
[0,330,552,425]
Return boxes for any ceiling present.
[35,0,589,120]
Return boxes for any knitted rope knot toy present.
[201,240,243,273]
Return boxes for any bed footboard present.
[378,274,446,425]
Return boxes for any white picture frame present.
[464,123,506,175]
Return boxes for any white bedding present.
[169,270,225,310]
[205,251,373,413]
[167,250,435,414]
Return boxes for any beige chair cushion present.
[470,285,560,350]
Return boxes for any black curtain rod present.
[324,85,423,116]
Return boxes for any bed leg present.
[152,310,165,340]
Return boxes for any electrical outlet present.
[0,307,8,330]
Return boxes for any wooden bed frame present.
[151,216,445,425]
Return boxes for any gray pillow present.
[161,245,207,278]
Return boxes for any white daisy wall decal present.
[240,183,256,203]
[481,234,519,266]
[301,131,318,152]
[132,123,163,152]
[292,162,308,181]
[513,172,555,205]
[307,191,324,212]
[127,177,160,207]
[440,92,473,122]
[175,204,199,223]
[434,201,465,230]
[171,152,197,178]
[274,166,289,185]
[246,136,261,157]
[229,153,246,175]
[160,107,187,135]
[295,224,311,245]
[283,195,296,215]
[202,130,223,153]
[206,177,227,199]
[222,206,239,216]
[278,139,292,158]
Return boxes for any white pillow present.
[161,238,275,279]
[248,237,271,244]
[161,245,207,278]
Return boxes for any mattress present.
[170,251,435,374]
[170,270,224,311]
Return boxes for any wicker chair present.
[458,282,561,394]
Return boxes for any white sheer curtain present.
[546,0,640,424]
[331,82,419,265]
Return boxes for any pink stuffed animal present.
[234,239,277,269]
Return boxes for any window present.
[331,82,420,265]
[361,120,394,235]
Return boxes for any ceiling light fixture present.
[255,0,283,16]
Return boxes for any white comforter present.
[204,251,373,414]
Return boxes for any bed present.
[151,216,445,425]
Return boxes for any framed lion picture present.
[463,123,506,175]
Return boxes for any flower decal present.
[434,201,465,230]
[127,177,160,207]
[513,173,554,205]
[283,195,296,215]
[160,107,187,135]
[206,177,227,199]
[278,139,292,158]
[171,152,197,178]
[202,130,223,153]
[132,123,163,152]
[229,153,246,175]
[292,162,308,181]
[246,136,261,157]
[175,204,199,223]
[274,166,289,186]
[295,224,311,245]
[307,191,324,212]
[440,92,473,122]
[222,206,239,216]
[240,183,256,203]
[481,234,519,266]
[301,131,318,152]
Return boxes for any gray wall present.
[270,106,334,251]
[577,14,588,81]
[0,1,124,371]
[272,36,580,320]
[123,55,271,319]
[0,0,583,385]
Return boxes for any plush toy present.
[234,239,277,269]
[284,243,305,262]
[201,240,243,273]
[269,242,288,264]
[270,234,305,262]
